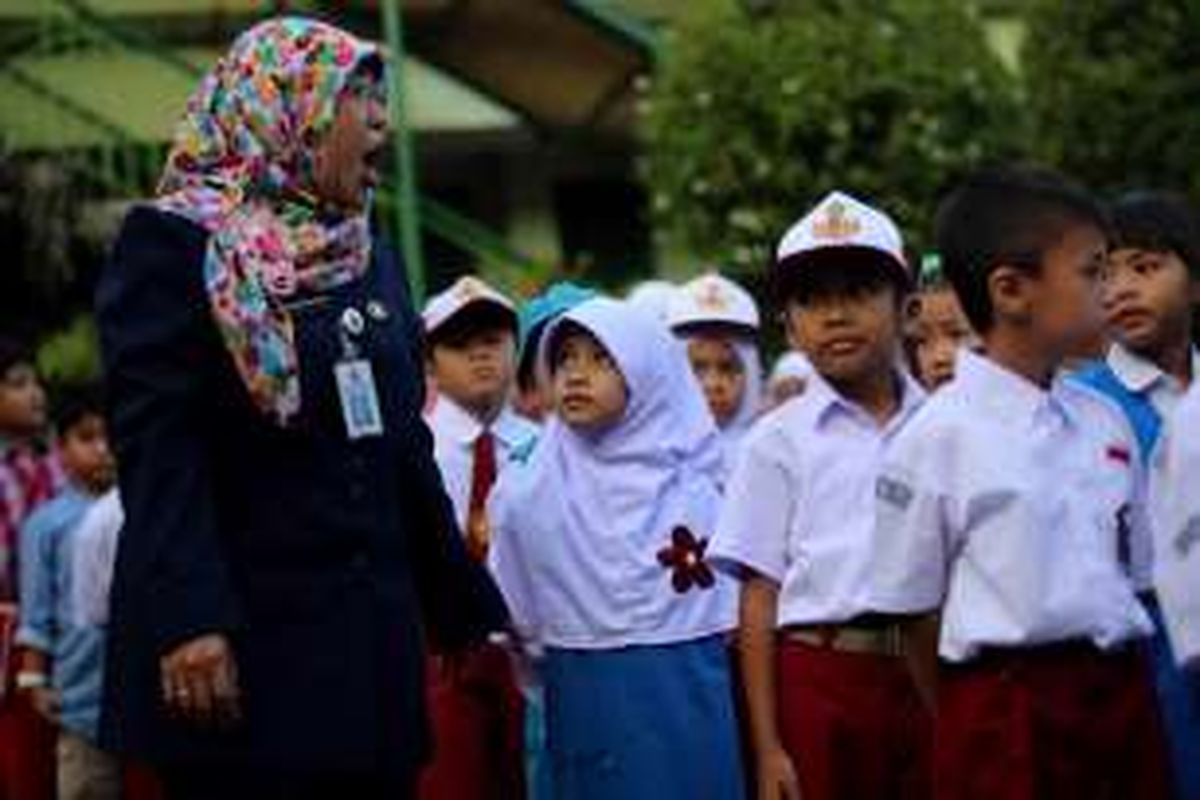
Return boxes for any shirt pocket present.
[1072,445,1138,578]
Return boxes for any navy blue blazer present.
[95,206,507,775]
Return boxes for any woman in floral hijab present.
[156,16,386,423]
[97,18,507,799]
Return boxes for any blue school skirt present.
[542,634,745,800]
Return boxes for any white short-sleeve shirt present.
[870,350,1153,662]
[710,369,924,627]
[1151,383,1200,668]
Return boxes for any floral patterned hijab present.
[156,17,384,423]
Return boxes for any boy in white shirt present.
[1076,190,1200,799]
[420,275,535,800]
[711,191,930,800]
[423,276,538,559]
[870,166,1171,799]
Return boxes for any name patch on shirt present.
[877,476,914,511]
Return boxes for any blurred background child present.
[666,272,764,466]
[16,385,118,800]
[905,253,978,390]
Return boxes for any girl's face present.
[312,77,389,211]
[1103,247,1195,358]
[552,331,628,432]
[686,336,747,426]
[910,288,978,390]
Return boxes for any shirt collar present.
[491,406,535,449]
[429,394,530,448]
[955,348,1068,426]
[1107,342,1200,395]
[808,362,926,432]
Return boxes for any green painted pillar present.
[380,0,425,303]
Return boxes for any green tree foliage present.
[1023,0,1200,197]
[640,0,1027,273]
[37,315,102,388]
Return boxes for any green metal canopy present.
[0,0,659,301]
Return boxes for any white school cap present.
[666,272,760,333]
[422,275,517,338]
[775,190,909,280]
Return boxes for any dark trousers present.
[163,765,415,800]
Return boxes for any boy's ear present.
[987,264,1033,325]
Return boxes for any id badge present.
[335,359,385,440]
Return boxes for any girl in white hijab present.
[488,297,744,800]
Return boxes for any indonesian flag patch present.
[1106,444,1132,466]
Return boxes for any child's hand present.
[757,745,802,800]
[27,687,60,725]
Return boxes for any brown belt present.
[782,623,905,657]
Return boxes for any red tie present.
[466,431,497,561]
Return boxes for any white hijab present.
[625,280,677,323]
[489,297,735,649]
[717,337,763,460]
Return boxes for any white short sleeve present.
[868,429,950,614]
[710,426,793,583]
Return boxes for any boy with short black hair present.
[712,191,930,800]
[870,166,1171,799]
[16,384,119,800]
[1082,191,1200,450]
[1076,190,1200,799]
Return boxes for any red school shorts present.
[935,640,1173,800]
[418,642,525,800]
[776,639,932,800]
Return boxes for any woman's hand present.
[756,745,802,800]
[160,633,242,728]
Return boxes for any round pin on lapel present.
[366,300,389,322]
[340,307,366,338]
